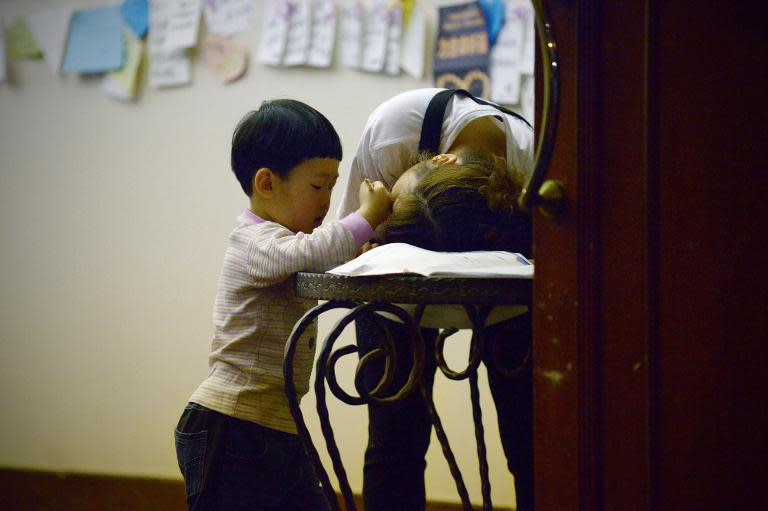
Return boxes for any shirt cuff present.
[339,212,375,248]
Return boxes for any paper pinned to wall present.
[257,0,289,66]
[360,0,389,73]
[520,74,534,126]
[26,8,72,75]
[203,0,254,36]
[490,0,534,105]
[202,32,248,82]
[122,0,149,39]
[149,49,190,87]
[62,6,124,74]
[384,4,402,75]
[103,29,145,100]
[148,0,202,53]
[282,0,311,66]
[0,20,7,83]
[400,0,415,27]
[6,18,43,60]
[338,1,363,69]
[400,4,425,78]
[307,0,336,68]
[518,0,535,74]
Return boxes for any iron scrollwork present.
[284,298,530,511]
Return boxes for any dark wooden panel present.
[652,2,768,509]
[596,1,653,509]
[0,469,507,511]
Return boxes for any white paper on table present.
[0,19,6,83]
[257,0,289,65]
[103,29,145,100]
[307,0,336,68]
[282,0,311,66]
[202,0,253,36]
[399,4,425,78]
[328,243,534,278]
[338,1,363,69]
[383,4,401,75]
[149,0,202,53]
[360,0,389,73]
[149,48,191,87]
[26,8,72,75]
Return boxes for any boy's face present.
[270,158,339,234]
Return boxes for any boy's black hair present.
[231,99,343,196]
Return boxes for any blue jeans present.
[174,403,330,511]
[357,313,533,511]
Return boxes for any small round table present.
[283,272,533,511]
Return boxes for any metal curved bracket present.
[284,301,427,511]
[518,0,561,214]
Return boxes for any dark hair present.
[230,99,343,196]
[381,154,533,256]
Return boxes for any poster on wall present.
[432,2,491,99]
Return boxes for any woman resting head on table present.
[380,149,532,256]
[336,88,535,511]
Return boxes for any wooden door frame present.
[532,1,654,509]
[533,1,767,509]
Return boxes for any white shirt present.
[337,88,535,218]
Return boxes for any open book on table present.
[328,242,534,279]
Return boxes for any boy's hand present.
[357,179,392,229]
[358,240,380,256]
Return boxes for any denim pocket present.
[174,428,207,498]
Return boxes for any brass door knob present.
[537,179,566,220]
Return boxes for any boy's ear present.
[252,168,275,198]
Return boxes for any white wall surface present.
[0,0,522,507]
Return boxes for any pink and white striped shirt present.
[190,209,373,433]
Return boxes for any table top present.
[294,272,532,305]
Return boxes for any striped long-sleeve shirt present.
[190,209,373,433]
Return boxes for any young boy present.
[174,99,391,511]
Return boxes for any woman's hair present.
[381,152,533,256]
[230,99,342,196]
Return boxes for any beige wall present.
[0,0,519,506]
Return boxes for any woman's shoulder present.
[370,88,443,120]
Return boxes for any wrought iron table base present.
[283,273,532,511]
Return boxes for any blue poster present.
[62,6,124,74]
[433,2,491,98]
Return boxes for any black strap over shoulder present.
[417,88,532,154]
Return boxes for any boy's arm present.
[246,213,374,286]
[249,178,391,285]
